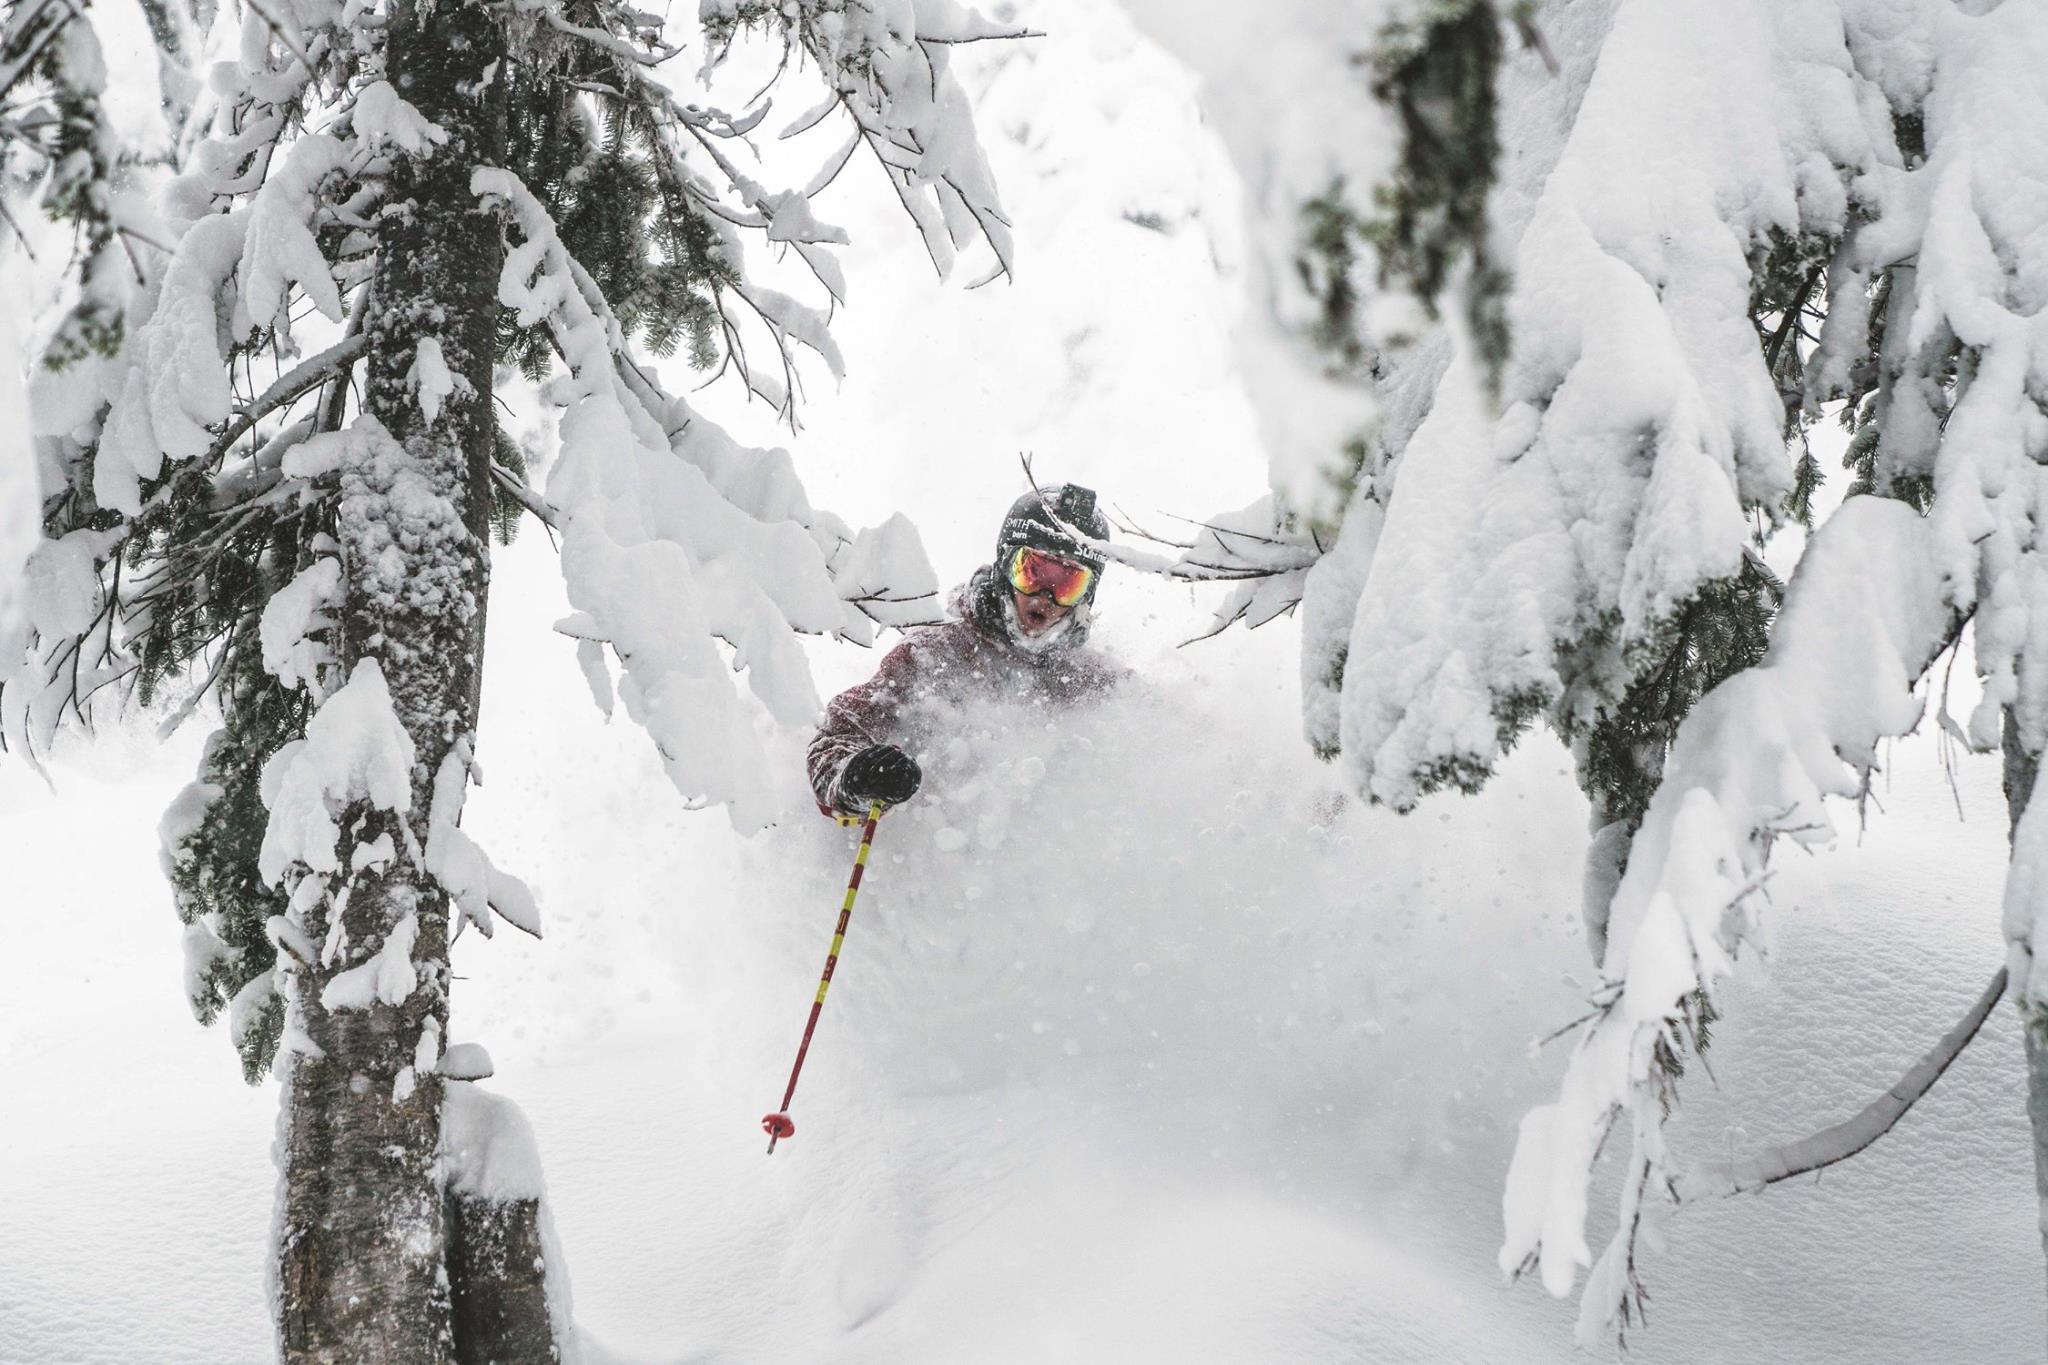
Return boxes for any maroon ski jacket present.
[808,567,1125,814]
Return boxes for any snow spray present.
[763,801,885,1153]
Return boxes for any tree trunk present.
[273,0,508,1358]
[441,1080,568,1363]
[2001,709,2048,1289]
[2026,1028,2048,1293]
[448,1193,561,1365]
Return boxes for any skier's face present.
[1012,586,1073,636]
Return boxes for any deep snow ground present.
[3,2,2043,1361]
[4,544,2038,1363]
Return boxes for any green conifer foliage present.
[1746,230,1830,526]
[1572,557,1783,842]
[5,0,128,368]
[1562,220,1819,855]
[1367,0,1515,379]
[1297,184,1375,380]
[1557,216,1819,965]
[165,651,309,1082]
[496,50,735,380]
[488,421,529,547]
[130,431,338,1080]
[1837,261,1949,515]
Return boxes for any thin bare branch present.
[1675,967,2008,1200]
[203,332,369,470]
[491,461,558,530]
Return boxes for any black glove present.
[838,743,921,809]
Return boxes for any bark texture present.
[2027,1029,2048,1292]
[2002,709,2048,1289]
[447,1192,561,1365]
[274,1,508,1358]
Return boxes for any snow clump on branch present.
[477,164,938,828]
[256,657,415,887]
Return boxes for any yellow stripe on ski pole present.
[813,803,882,1006]
[816,933,848,1003]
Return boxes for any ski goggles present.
[1007,547,1095,607]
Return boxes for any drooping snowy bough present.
[1496,2,2048,1340]
[1499,498,1957,1332]
[1165,0,2048,1344]
[3,0,1009,1356]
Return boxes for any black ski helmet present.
[995,484,1110,594]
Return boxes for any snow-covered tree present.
[3,0,1007,1355]
[1131,0,1785,963]
[1502,5,2048,1341]
[2,0,190,637]
[1152,0,2048,1345]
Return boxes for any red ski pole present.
[763,801,884,1154]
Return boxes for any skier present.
[808,483,1124,816]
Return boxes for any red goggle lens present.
[1008,548,1094,607]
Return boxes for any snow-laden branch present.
[91,211,250,514]
[1505,6,2048,1339]
[1501,497,1957,1334]
[0,0,83,100]
[476,166,938,828]
[527,7,839,328]
[1323,1,1895,813]
[491,461,557,530]
[533,0,1013,423]
[703,0,1017,284]
[257,657,415,887]
[1039,489,1323,647]
[200,332,369,471]
[426,741,542,941]
[1676,967,2008,1201]
[522,1,684,67]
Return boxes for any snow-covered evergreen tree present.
[2,0,189,641]
[1134,0,1785,963]
[1156,0,2048,1345]
[3,0,1006,1355]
